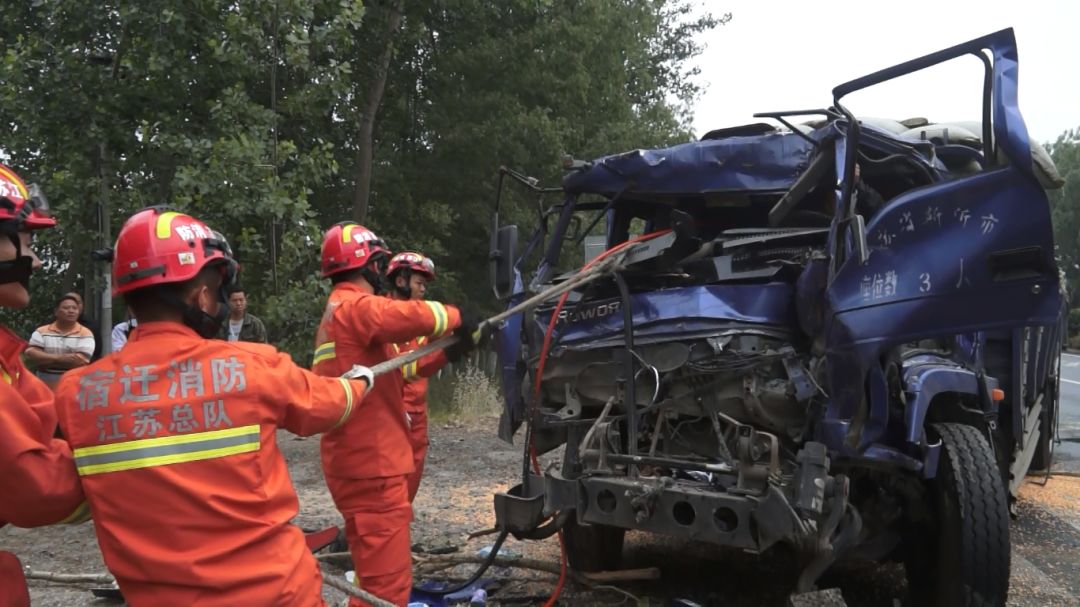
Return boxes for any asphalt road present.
[1055,352,1080,474]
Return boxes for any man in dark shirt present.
[216,285,268,343]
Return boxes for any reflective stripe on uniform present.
[331,378,355,430]
[73,424,260,476]
[402,360,419,381]
[313,341,336,365]
[424,301,448,337]
[1,367,12,384]
[58,501,91,524]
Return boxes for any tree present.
[1047,128,1080,302]
[0,0,364,353]
[352,0,404,223]
[362,0,728,308]
[0,0,728,362]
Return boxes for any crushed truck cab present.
[488,28,1065,604]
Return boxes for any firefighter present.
[386,251,446,501]
[313,223,486,606]
[0,164,87,607]
[52,207,375,607]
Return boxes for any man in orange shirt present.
[0,164,87,606]
[53,207,375,607]
[313,223,485,606]
[386,251,449,501]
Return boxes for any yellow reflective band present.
[341,223,358,243]
[403,360,419,381]
[0,166,28,198]
[425,301,448,337]
[59,501,91,525]
[313,342,336,365]
[73,425,260,476]
[1,367,12,385]
[417,336,427,346]
[331,377,355,430]
[155,211,181,239]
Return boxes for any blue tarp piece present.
[408,578,495,607]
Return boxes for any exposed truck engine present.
[486,28,1066,606]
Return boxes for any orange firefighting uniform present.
[392,336,449,502]
[0,325,87,528]
[53,322,370,607]
[313,282,461,606]
[0,551,30,607]
[0,326,87,607]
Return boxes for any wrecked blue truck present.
[487,29,1065,605]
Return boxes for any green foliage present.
[1049,128,1080,303]
[0,0,724,360]
[1069,307,1080,337]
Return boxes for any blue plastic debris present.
[408,579,495,607]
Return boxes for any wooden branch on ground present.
[314,551,352,562]
[415,553,562,577]
[467,527,500,540]
[24,570,114,585]
[320,569,397,607]
[414,553,660,586]
[582,567,661,582]
[28,565,395,607]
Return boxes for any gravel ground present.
[4,415,1078,606]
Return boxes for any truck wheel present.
[1030,351,1060,471]
[905,423,1009,606]
[562,517,625,572]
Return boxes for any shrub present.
[450,360,502,423]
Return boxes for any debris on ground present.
[6,420,1080,605]
[788,588,847,607]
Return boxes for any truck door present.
[822,29,1062,447]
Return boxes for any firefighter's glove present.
[445,311,489,363]
[342,364,375,396]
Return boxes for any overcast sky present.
[688,0,1080,144]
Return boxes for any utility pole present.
[98,141,112,354]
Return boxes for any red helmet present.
[112,207,237,296]
[320,222,391,279]
[0,164,55,231]
[387,251,435,280]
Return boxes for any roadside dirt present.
[4,416,1077,605]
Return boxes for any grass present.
[426,360,502,425]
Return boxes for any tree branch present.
[320,569,397,607]
[25,570,114,585]
[351,0,405,223]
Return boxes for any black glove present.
[444,310,489,363]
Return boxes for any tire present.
[562,517,625,572]
[905,423,1010,607]
[1030,351,1060,471]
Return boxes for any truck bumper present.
[496,470,805,553]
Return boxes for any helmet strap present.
[0,232,33,290]
[361,253,390,296]
[362,266,387,296]
[391,269,412,299]
[156,279,230,339]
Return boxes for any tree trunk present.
[352,0,404,223]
